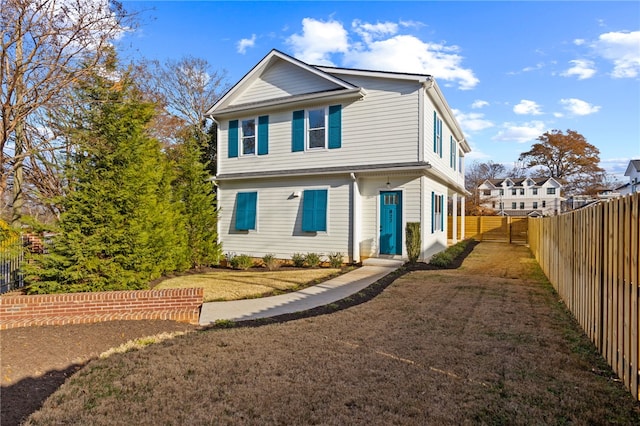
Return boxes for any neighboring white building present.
[478,177,563,217]
[206,49,470,263]
[618,159,640,196]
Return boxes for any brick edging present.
[0,288,203,330]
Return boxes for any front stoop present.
[362,258,405,268]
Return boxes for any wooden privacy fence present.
[529,192,640,400]
[448,216,529,243]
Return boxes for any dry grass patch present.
[155,268,342,302]
[26,243,640,425]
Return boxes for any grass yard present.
[25,243,640,425]
[154,268,343,302]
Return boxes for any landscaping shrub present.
[262,253,280,271]
[405,222,421,263]
[291,253,305,268]
[304,253,322,268]
[327,252,344,268]
[428,239,470,268]
[230,254,254,270]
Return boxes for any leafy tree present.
[1,0,136,225]
[169,128,222,268]
[26,68,188,293]
[518,129,604,195]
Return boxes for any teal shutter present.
[328,105,342,149]
[292,110,305,152]
[431,191,435,233]
[235,192,257,230]
[433,112,437,153]
[302,189,327,232]
[258,115,269,155]
[440,195,444,231]
[228,120,239,158]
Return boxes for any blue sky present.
[119,1,640,181]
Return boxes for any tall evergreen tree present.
[26,68,189,293]
[169,128,222,268]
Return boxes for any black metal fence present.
[1,235,24,294]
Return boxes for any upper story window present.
[520,188,525,195]
[449,136,456,170]
[241,118,256,155]
[292,105,342,152]
[483,190,491,196]
[520,202,525,209]
[499,189,504,196]
[228,116,269,158]
[511,202,517,209]
[433,112,443,157]
[532,188,538,195]
[511,189,517,196]
[547,188,556,195]
[308,109,325,149]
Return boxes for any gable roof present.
[483,177,561,188]
[625,159,640,176]
[206,49,363,117]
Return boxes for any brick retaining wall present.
[0,288,203,330]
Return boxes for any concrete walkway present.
[199,259,404,326]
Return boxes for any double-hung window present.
[511,189,517,196]
[532,188,538,195]
[520,202,525,209]
[547,188,556,195]
[302,189,328,232]
[235,192,257,231]
[241,118,256,155]
[292,105,342,152]
[433,112,443,157]
[533,202,538,209]
[450,136,456,169]
[511,202,517,209]
[499,189,504,196]
[228,116,269,158]
[432,192,444,233]
[520,188,525,195]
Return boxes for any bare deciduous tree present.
[1,0,135,224]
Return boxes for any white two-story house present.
[478,177,563,217]
[617,159,640,196]
[206,50,470,263]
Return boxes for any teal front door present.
[380,191,402,255]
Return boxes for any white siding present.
[232,60,340,105]
[218,76,421,176]
[421,178,449,259]
[219,176,351,260]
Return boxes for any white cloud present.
[286,18,349,65]
[513,100,543,115]
[452,109,494,133]
[561,59,596,79]
[345,34,479,90]
[492,121,546,143]
[471,100,489,109]
[559,98,601,116]
[352,20,398,43]
[591,30,640,78]
[574,38,586,46]
[237,34,256,54]
[287,18,479,90]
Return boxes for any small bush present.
[291,253,306,267]
[428,239,471,268]
[230,254,254,270]
[305,252,322,268]
[262,253,280,271]
[405,222,421,263]
[327,252,344,268]
[429,251,453,267]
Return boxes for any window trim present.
[306,107,327,150]
[240,117,257,156]
[292,105,342,152]
[432,192,444,233]
[433,112,443,157]
[547,188,556,195]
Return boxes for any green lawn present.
[154,268,344,302]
